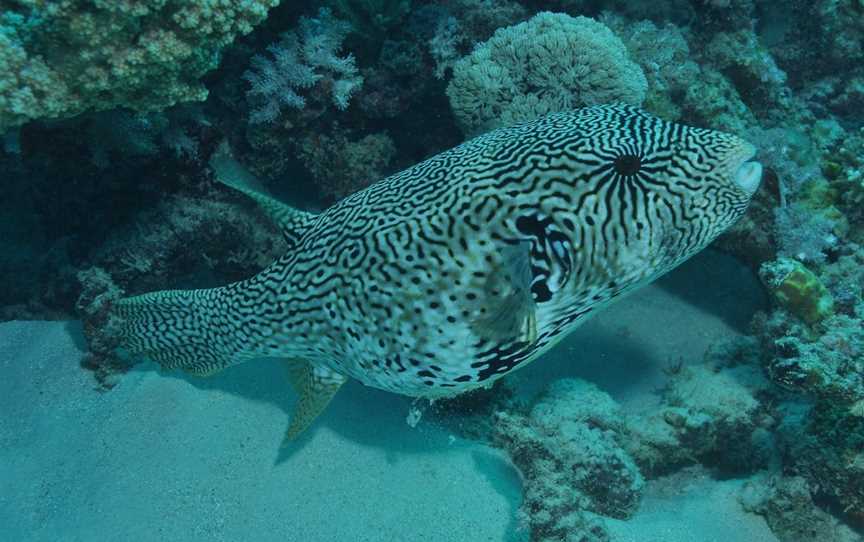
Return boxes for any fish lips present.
[734,146,763,196]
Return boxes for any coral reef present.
[90,194,283,290]
[756,309,864,406]
[604,18,697,121]
[776,401,864,528]
[75,267,129,388]
[492,379,643,541]
[0,0,279,129]
[740,475,858,542]
[1,1,863,538]
[772,203,840,264]
[749,244,864,532]
[485,362,773,537]
[418,0,529,80]
[624,355,773,477]
[429,379,522,441]
[446,12,647,135]
[82,108,204,168]
[328,0,412,40]
[293,127,396,199]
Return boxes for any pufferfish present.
[114,104,763,440]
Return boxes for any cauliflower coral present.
[446,12,647,136]
[0,0,279,130]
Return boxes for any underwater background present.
[0,1,863,541]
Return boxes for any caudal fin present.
[114,287,254,375]
[116,286,348,442]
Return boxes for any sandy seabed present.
[0,251,781,542]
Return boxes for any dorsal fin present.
[209,142,316,247]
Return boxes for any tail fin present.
[114,287,255,375]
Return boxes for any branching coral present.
[413,1,528,80]
[92,193,284,291]
[428,15,462,80]
[82,109,202,168]
[243,8,363,123]
[293,127,396,200]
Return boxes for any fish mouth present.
[733,145,763,196]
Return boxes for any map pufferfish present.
[114,104,763,440]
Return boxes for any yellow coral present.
[761,258,835,324]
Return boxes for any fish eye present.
[613,154,642,176]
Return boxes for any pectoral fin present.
[283,360,346,443]
[471,240,537,345]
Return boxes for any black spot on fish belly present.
[474,340,534,381]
